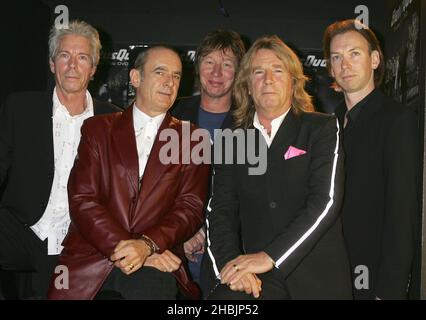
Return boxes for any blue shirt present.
[198,107,228,140]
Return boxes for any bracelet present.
[140,235,158,256]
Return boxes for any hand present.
[228,273,262,298]
[110,239,151,275]
[220,252,274,286]
[144,250,182,272]
[184,228,205,261]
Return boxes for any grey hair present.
[48,20,101,66]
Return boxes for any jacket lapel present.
[112,107,139,194]
[268,108,300,155]
[41,92,54,170]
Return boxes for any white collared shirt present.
[30,87,94,255]
[253,109,290,147]
[133,104,165,179]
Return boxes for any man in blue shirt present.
[171,29,245,297]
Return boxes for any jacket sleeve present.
[0,95,14,188]
[141,159,210,253]
[67,120,131,258]
[206,152,243,278]
[263,117,345,279]
[375,108,419,299]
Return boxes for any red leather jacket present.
[48,108,210,299]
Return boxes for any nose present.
[163,73,175,88]
[341,55,351,70]
[68,54,77,68]
[265,69,273,84]
[212,63,223,76]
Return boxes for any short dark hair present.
[195,29,246,78]
[134,45,180,74]
[323,19,384,87]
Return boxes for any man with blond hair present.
[206,35,352,299]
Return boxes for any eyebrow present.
[252,64,285,70]
[154,65,182,76]
[330,47,362,54]
[223,59,236,63]
[57,50,91,56]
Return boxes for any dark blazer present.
[335,89,419,299]
[47,108,210,300]
[171,95,234,130]
[207,110,352,299]
[0,91,120,226]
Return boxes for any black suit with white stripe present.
[206,110,352,299]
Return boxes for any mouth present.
[342,74,356,81]
[65,75,80,80]
[208,80,224,87]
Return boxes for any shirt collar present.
[133,103,166,135]
[52,87,94,119]
[346,88,379,123]
[253,108,290,133]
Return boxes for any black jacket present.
[335,89,419,300]
[0,91,121,226]
[207,109,352,299]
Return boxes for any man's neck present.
[256,106,290,136]
[134,101,165,118]
[200,94,232,113]
[56,89,87,116]
[344,85,375,111]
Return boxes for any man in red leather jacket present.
[48,46,210,299]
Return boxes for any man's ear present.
[129,69,142,87]
[49,58,55,74]
[90,65,97,79]
[371,50,380,70]
[329,63,335,78]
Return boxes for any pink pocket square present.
[284,146,307,160]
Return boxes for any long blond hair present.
[233,35,314,128]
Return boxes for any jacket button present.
[269,202,277,209]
